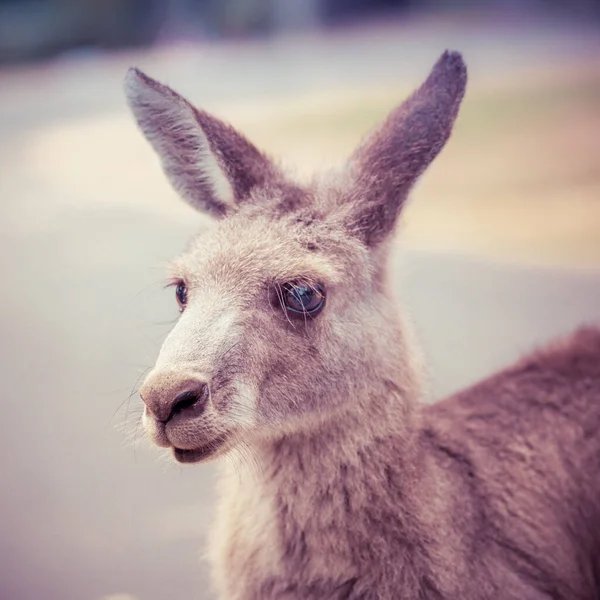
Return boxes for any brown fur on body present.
[124,52,600,599]
[421,328,600,599]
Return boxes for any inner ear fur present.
[125,68,278,218]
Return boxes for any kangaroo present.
[125,51,600,599]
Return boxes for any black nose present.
[167,385,207,422]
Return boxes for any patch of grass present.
[460,75,600,135]
[273,69,600,141]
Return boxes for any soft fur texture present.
[126,51,600,599]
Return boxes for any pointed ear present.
[124,68,277,218]
[345,51,467,246]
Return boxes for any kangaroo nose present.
[140,373,208,423]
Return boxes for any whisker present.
[106,366,152,433]
[274,282,295,329]
[130,280,169,302]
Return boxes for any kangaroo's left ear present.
[344,51,467,247]
[125,69,278,218]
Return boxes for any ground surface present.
[0,13,599,600]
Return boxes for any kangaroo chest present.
[208,468,363,600]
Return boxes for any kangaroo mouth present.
[172,436,228,463]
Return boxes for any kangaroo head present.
[127,52,467,463]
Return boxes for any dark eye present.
[282,282,325,317]
[175,281,187,311]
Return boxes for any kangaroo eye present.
[175,282,187,311]
[282,283,325,317]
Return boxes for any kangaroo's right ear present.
[125,69,277,218]
[344,51,467,247]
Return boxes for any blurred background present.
[1,1,599,600]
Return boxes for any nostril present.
[169,386,207,421]
[173,390,200,414]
